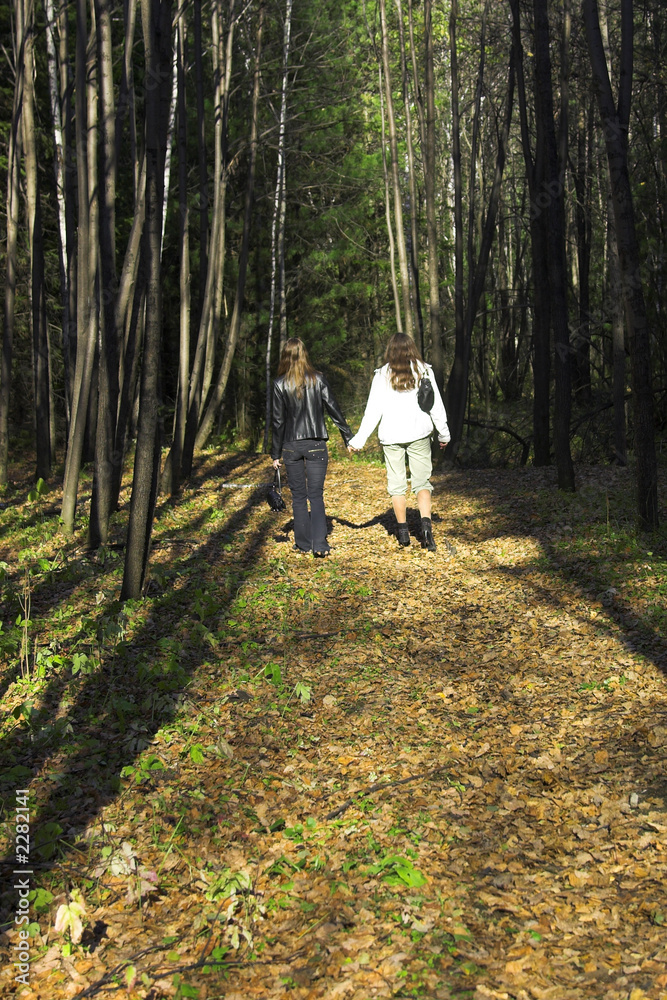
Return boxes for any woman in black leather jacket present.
[271,338,352,556]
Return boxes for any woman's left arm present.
[320,378,352,445]
[428,370,451,444]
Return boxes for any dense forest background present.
[1,0,666,594]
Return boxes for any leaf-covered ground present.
[1,453,667,1000]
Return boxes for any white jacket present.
[349,362,450,448]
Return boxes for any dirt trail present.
[4,455,667,1000]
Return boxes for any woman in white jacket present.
[348,332,450,551]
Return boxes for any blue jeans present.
[282,439,329,552]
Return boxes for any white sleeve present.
[348,371,385,449]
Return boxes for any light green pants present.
[383,436,433,496]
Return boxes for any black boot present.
[396,522,410,547]
[421,517,436,551]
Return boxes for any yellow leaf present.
[505,957,526,975]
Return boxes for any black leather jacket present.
[271,373,352,459]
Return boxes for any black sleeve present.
[320,376,352,446]
[271,382,286,459]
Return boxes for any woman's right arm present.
[348,371,385,450]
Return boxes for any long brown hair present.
[385,332,423,391]
[277,338,318,397]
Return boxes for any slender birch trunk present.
[420,0,443,384]
[45,0,73,432]
[378,0,413,339]
[163,2,190,492]
[509,0,551,465]
[448,0,464,408]
[57,0,77,416]
[264,0,293,452]
[394,0,423,352]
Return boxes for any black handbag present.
[267,468,287,512]
[417,372,435,412]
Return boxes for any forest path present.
[6,454,667,1000]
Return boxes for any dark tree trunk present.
[194,0,209,311]
[584,0,658,527]
[446,5,513,460]
[607,194,627,465]
[572,100,593,402]
[23,0,52,479]
[179,0,236,477]
[533,0,574,491]
[89,0,120,547]
[447,0,464,434]
[510,0,550,466]
[162,5,190,494]
[121,0,173,600]
[0,0,25,485]
[194,3,264,451]
[61,0,100,534]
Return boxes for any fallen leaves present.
[2,458,667,999]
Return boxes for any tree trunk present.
[584,0,658,528]
[264,0,293,453]
[378,0,413,339]
[572,99,593,402]
[0,0,25,485]
[194,3,264,452]
[163,6,190,492]
[61,0,100,534]
[89,0,120,548]
[533,0,574,491]
[180,0,236,477]
[509,0,550,465]
[57,0,77,423]
[379,66,402,332]
[45,0,73,434]
[194,0,209,309]
[395,0,424,352]
[421,0,443,386]
[446,48,515,459]
[119,0,139,199]
[121,0,173,600]
[607,193,627,465]
[448,0,464,421]
[23,0,52,479]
